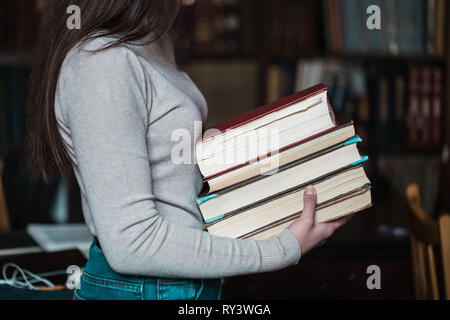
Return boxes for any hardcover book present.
[196,84,337,179]
[196,84,372,240]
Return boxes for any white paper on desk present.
[27,224,93,258]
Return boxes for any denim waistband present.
[75,242,222,300]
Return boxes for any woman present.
[26,0,352,300]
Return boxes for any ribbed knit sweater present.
[55,34,301,279]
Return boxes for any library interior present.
[0,0,449,300]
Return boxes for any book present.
[196,84,372,240]
[196,84,336,179]
[190,0,244,56]
[205,117,355,193]
[265,0,320,57]
[200,139,366,223]
[419,68,432,145]
[245,186,372,240]
[266,64,283,103]
[205,167,371,239]
[435,0,446,56]
[431,67,443,144]
[426,0,437,54]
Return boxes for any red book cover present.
[333,0,343,53]
[408,67,420,146]
[431,67,443,145]
[420,68,432,146]
[199,83,332,142]
[204,113,353,182]
[198,84,339,181]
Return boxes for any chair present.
[0,159,11,232]
[406,184,450,300]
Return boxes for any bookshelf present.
[0,0,444,299]
[182,0,446,298]
[180,0,449,239]
[0,1,448,234]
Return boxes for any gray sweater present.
[55,34,301,279]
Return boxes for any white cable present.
[0,263,56,290]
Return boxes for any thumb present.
[301,186,317,226]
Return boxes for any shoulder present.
[60,37,147,89]
[56,37,150,125]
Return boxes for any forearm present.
[98,213,301,278]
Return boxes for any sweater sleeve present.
[57,44,301,279]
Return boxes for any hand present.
[287,186,353,255]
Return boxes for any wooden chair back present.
[406,184,450,300]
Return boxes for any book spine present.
[376,76,389,144]
[329,0,340,53]
[435,0,446,55]
[431,67,443,145]
[199,84,328,141]
[202,152,368,227]
[407,67,420,146]
[191,1,222,55]
[419,67,432,146]
[267,0,284,56]
[394,72,407,144]
[322,0,332,53]
[426,0,437,54]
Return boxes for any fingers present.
[300,186,317,226]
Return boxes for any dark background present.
[0,0,449,299]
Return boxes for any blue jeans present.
[74,242,222,300]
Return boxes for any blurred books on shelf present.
[281,58,446,151]
[190,0,257,56]
[324,0,446,56]
[265,0,321,56]
[196,84,372,240]
[407,66,443,147]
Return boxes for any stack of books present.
[196,84,372,240]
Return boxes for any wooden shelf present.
[177,53,259,65]
[267,52,446,64]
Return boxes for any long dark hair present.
[26,0,183,182]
